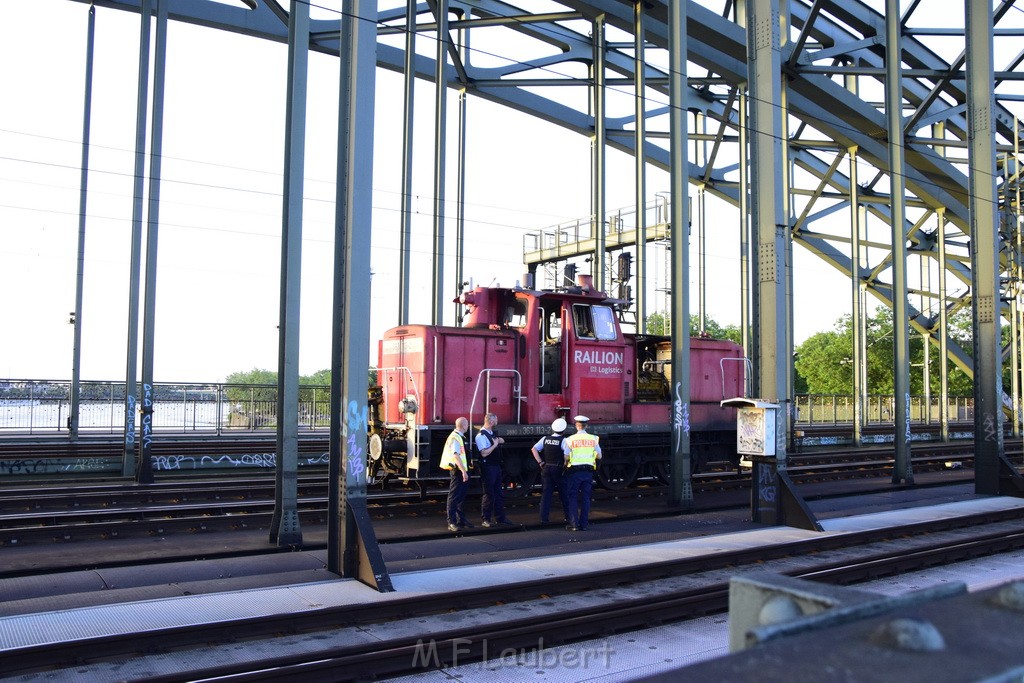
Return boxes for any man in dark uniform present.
[478,412,514,527]
[530,418,571,524]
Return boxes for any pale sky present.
[0,0,859,383]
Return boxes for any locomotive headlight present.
[398,396,418,414]
[368,433,383,461]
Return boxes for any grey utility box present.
[721,397,778,457]
[722,397,781,524]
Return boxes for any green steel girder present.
[59,0,1021,392]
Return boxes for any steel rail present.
[1,443,1016,549]
[4,508,1024,679]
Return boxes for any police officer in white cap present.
[562,415,602,531]
[530,417,571,525]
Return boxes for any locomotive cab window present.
[506,296,529,328]
[577,305,614,339]
[573,304,617,341]
[542,304,562,343]
[573,304,595,339]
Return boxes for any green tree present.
[794,328,852,394]
[643,312,742,344]
[794,308,975,396]
[225,368,381,404]
[225,368,278,403]
[303,369,332,386]
[645,312,668,335]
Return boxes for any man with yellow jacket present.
[440,417,471,532]
[562,415,602,531]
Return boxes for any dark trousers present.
[565,469,594,528]
[480,462,506,522]
[540,464,569,523]
[446,469,469,526]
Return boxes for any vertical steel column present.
[780,4,795,440]
[934,124,950,440]
[847,63,864,444]
[696,112,706,333]
[858,277,869,422]
[70,5,96,441]
[592,14,607,293]
[850,147,864,446]
[270,0,309,545]
[455,83,468,324]
[123,0,153,477]
[668,0,691,507]
[922,330,931,423]
[398,0,416,326]
[329,0,392,590]
[884,0,913,485]
[965,0,1006,493]
[137,0,168,486]
[431,0,449,325]
[739,97,751,357]
[748,0,788,463]
[1007,123,1022,440]
[937,207,950,441]
[736,0,751,359]
[634,1,647,332]
[1015,117,1024,438]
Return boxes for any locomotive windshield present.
[573,304,618,341]
[593,305,617,340]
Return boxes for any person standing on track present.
[478,412,514,527]
[562,415,601,531]
[531,417,571,525]
[440,417,472,532]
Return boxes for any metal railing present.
[0,381,978,435]
[793,394,975,425]
[0,380,332,435]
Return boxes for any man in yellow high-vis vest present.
[562,415,602,531]
[440,417,471,532]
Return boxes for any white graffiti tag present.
[673,382,691,452]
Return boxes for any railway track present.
[4,505,1024,680]
[2,441,1017,550]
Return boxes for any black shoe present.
[460,521,475,529]
[497,520,516,527]
[566,525,579,531]
[481,520,493,528]
[448,524,460,532]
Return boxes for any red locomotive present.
[368,277,747,493]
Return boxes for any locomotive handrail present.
[468,369,523,429]
[538,315,545,389]
[720,357,752,399]
[563,337,570,389]
[432,343,439,423]
[374,365,422,475]
[373,366,421,419]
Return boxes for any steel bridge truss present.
[59,0,1024,567]
[88,0,1022,418]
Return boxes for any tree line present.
[224,309,991,399]
[646,310,983,396]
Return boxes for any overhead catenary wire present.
[2,0,1022,273]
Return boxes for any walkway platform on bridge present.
[2,483,1024,681]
